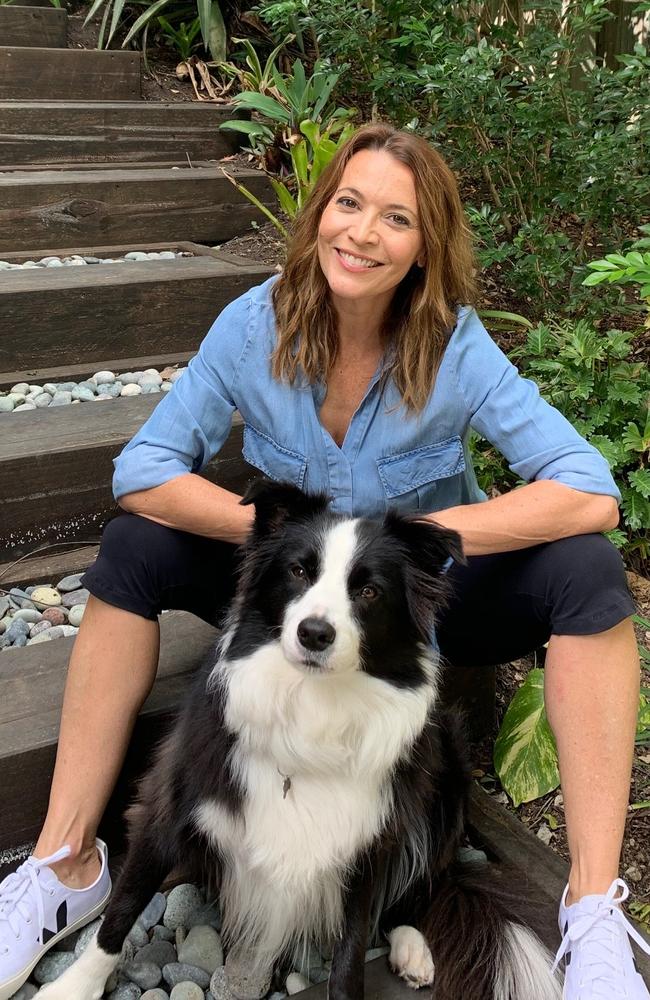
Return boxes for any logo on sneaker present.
[41,900,67,944]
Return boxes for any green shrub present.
[256,0,650,313]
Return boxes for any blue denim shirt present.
[113,276,619,515]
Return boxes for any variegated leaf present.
[494,668,560,807]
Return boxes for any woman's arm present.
[428,480,619,557]
[119,474,255,546]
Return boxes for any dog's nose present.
[297,616,336,652]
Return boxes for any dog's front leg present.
[328,856,374,1000]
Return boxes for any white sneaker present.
[554,879,650,999]
[0,840,111,1000]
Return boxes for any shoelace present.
[552,879,650,998]
[0,846,71,950]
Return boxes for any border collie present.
[38,482,562,1000]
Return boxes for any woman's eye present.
[290,565,306,579]
[360,585,378,600]
[337,196,357,209]
[389,214,410,226]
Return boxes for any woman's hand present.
[427,480,619,557]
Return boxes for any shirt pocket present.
[242,424,307,489]
[376,436,466,513]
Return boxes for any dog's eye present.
[290,565,306,579]
[360,585,378,600]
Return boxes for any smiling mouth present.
[336,249,382,269]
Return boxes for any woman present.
[1,124,647,1000]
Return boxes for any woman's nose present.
[349,211,379,245]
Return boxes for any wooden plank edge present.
[0,542,99,590]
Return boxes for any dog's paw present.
[387,926,435,990]
[36,970,104,1000]
[36,935,118,1000]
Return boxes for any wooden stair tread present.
[0,47,141,102]
[0,249,272,371]
[0,6,67,48]
[0,165,273,251]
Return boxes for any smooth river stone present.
[50,391,72,407]
[68,604,85,627]
[33,951,76,984]
[13,402,36,411]
[170,985,204,1000]
[42,607,67,625]
[177,925,222,974]
[56,573,84,592]
[31,586,62,607]
[72,385,96,402]
[33,393,52,408]
[94,370,116,385]
[10,383,29,395]
[30,620,52,637]
[162,964,210,990]
[121,383,142,396]
[61,588,89,608]
[0,397,15,412]
[12,608,42,624]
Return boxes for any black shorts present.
[82,513,636,667]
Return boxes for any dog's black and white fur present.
[38,482,562,1000]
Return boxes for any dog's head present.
[236,480,463,687]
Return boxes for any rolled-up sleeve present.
[450,309,621,501]
[112,294,251,500]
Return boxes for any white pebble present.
[10,383,29,395]
[286,973,310,994]
[94,370,116,385]
[121,383,142,396]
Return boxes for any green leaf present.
[622,422,647,453]
[231,92,291,124]
[583,271,609,286]
[107,0,126,46]
[479,309,533,329]
[269,177,297,219]
[122,0,170,47]
[207,1,226,62]
[629,469,650,500]
[494,669,560,807]
[621,488,650,531]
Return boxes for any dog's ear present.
[241,478,330,534]
[384,512,466,575]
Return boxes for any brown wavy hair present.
[271,123,477,412]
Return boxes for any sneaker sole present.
[0,883,112,1000]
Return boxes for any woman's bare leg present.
[33,596,160,888]
[544,618,639,904]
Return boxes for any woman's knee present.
[542,533,635,635]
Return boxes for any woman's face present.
[317,149,425,314]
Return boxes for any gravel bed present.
[0,365,188,413]
[0,574,90,651]
[16,857,480,999]
[0,251,193,272]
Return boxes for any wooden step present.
[0,100,243,165]
[0,402,251,561]
[0,243,273,370]
[0,46,140,101]
[0,164,273,251]
[0,6,67,48]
